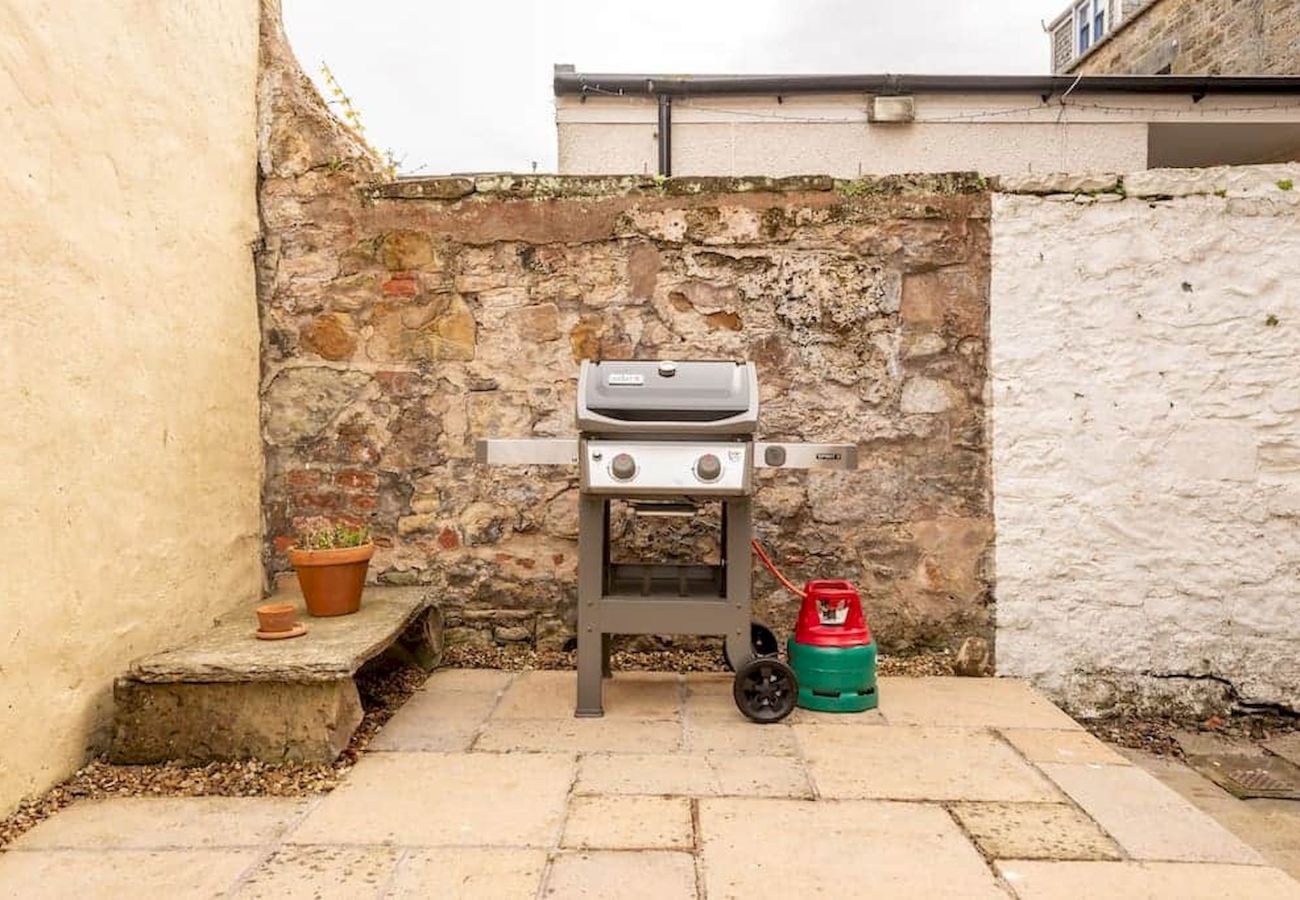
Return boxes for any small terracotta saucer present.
[254,623,308,641]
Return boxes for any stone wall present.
[257,25,993,656]
[991,165,1300,716]
[0,0,263,816]
[1069,0,1300,75]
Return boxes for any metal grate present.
[1189,755,1300,800]
[1224,767,1294,796]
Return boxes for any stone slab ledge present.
[126,586,435,683]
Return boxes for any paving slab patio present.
[389,848,548,899]
[475,717,684,754]
[561,795,693,850]
[3,670,1297,898]
[0,849,260,899]
[286,751,575,847]
[874,676,1083,730]
[234,845,403,899]
[798,724,1062,802]
[998,728,1132,766]
[545,850,697,899]
[6,797,309,850]
[949,801,1123,861]
[701,797,1003,898]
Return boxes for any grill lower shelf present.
[607,563,723,598]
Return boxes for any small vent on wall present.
[868,95,915,124]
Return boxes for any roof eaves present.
[553,69,1300,98]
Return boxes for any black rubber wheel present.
[722,622,781,671]
[733,657,798,724]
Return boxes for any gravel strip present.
[1083,716,1188,759]
[1084,711,1300,760]
[442,642,956,676]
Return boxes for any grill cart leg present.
[722,496,755,672]
[576,495,606,717]
[724,630,754,673]
[576,629,604,717]
[723,622,779,671]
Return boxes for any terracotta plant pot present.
[288,543,374,617]
[256,602,298,634]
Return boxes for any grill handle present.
[755,442,858,470]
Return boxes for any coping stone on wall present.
[1124,164,1300,199]
[992,173,1121,195]
[994,164,1300,202]
[367,172,986,203]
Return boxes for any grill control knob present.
[658,360,678,377]
[610,453,637,480]
[695,453,722,482]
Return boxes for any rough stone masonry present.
[1065,0,1300,77]
[255,8,993,657]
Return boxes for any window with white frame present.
[1075,0,1106,55]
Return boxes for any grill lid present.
[577,360,758,434]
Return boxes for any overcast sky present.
[283,0,1072,175]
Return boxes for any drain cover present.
[1224,767,1294,795]
[1188,754,1300,800]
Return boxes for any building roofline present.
[1046,6,1072,31]
[553,68,1300,98]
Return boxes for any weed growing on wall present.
[319,63,398,179]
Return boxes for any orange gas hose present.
[751,539,807,600]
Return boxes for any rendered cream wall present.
[0,1,263,814]
[670,122,1146,178]
[559,120,1146,177]
[557,93,1300,177]
[991,166,1300,716]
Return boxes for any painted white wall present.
[558,92,1300,177]
[0,0,263,814]
[991,165,1300,715]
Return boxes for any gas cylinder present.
[787,580,878,712]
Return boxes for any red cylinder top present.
[794,580,873,648]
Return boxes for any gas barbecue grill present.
[477,359,856,721]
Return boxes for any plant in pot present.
[288,519,374,617]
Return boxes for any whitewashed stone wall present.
[992,165,1300,716]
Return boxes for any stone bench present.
[110,587,441,765]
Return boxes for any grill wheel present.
[733,657,798,724]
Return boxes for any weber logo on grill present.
[815,452,842,461]
[607,373,644,386]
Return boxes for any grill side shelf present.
[476,438,579,466]
[755,442,858,470]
